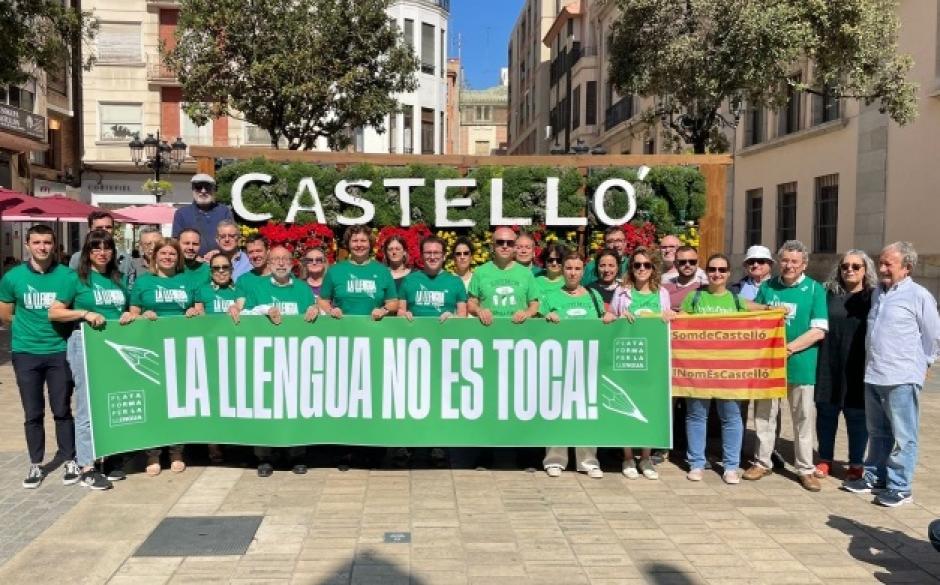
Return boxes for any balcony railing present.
[604,97,634,131]
[146,52,178,84]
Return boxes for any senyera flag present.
[670,311,788,399]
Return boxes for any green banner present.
[82,316,672,457]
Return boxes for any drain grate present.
[134,516,263,557]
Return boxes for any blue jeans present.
[685,398,742,471]
[863,383,921,492]
[815,402,868,465]
[66,330,94,467]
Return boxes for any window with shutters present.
[745,189,763,247]
[777,75,802,136]
[99,102,141,141]
[421,107,434,154]
[181,104,213,146]
[585,81,596,125]
[776,182,798,248]
[97,22,142,64]
[814,174,838,253]
[571,85,580,130]
[421,23,435,75]
[403,106,413,153]
[404,19,414,49]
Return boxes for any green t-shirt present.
[196,283,243,314]
[755,275,829,385]
[60,270,128,320]
[235,268,266,287]
[243,276,315,316]
[320,259,396,316]
[468,261,539,318]
[541,287,605,320]
[681,290,743,315]
[399,270,468,317]
[535,274,564,298]
[130,272,196,316]
[182,261,210,289]
[581,257,630,286]
[630,290,662,316]
[0,262,75,354]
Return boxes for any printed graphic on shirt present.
[270,296,300,315]
[154,285,190,308]
[491,283,518,308]
[93,283,126,307]
[212,297,235,313]
[414,285,446,310]
[23,284,56,310]
[346,275,377,297]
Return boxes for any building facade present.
[730,0,940,295]
[457,77,508,156]
[506,0,557,155]
[79,0,450,212]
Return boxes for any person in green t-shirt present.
[319,226,398,320]
[534,243,566,305]
[49,229,130,490]
[609,246,674,481]
[126,237,204,477]
[467,226,540,325]
[582,226,630,286]
[241,245,318,324]
[0,225,80,489]
[179,228,210,289]
[513,232,539,275]
[744,240,828,492]
[400,236,468,321]
[196,253,245,316]
[542,252,616,479]
[456,227,540,471]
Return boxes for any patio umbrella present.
[111,204,178,225]
[1,195,132,223]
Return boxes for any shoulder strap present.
[732,292,743,311]
[588,288,604,318]
[691,289,702,312]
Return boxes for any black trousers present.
[12,351,75,464]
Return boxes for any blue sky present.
[450,0,524,89]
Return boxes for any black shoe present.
[80,470,113,490]
[771,451,786,470]
[292,463,308,475]
[22,464,44,489]
[257,462,274,477]
[106,469,127,481]
[62,460,81,486]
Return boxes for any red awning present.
[1,194,132,223]
[111,204,178,225]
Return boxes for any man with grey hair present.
[125,226,163,290]
[172,173,234,256]
[206,219,251,280]
[744,240,828,491]
[843,242,940,507]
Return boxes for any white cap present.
[190,173,216,185]
[743,245,774,263]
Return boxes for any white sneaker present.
[585,467,603,479]
[622,461,639,479]
[638,458,659,480]
[687,468,704,481]
[545,465,563,477]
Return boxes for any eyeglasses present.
[545,257,561,265]
[746,259,771,266]
[659,245,677,250]
[217,233,238,240]
[304,257,325,264]
[423,252,443,258]
[211,265,232,273]
[495,239,516,248]
[89,246,112,253]
[632,262,653,270]
[706,266,729,274]
[193,182,216,192]
[453,251,471,257]
[605,238,626,245]
[675,259,698,267]
[270,256,292,263]
[840,263,863,271]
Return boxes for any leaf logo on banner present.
[104,340,161,385]
[600,375,648,423]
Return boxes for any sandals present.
[145,455,161,476]
[170,455,186,473]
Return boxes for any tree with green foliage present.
[0,0,97,87]
[166,0,419,151]
[607,0,918,153]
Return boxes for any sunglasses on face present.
[211,265,232,273]
[495,239,516,248]
[546,257,561,265]
[304,257,325,264]
[453,251,471,257]
[706,266,729,274]
[675,259,698,267]
[747,259,771,266]
[632,262,653,270]
[840,263,863,271]
[193,182,216,192]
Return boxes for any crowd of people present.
[0,174,936,510]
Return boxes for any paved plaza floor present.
[0,330,938,584]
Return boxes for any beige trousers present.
[543,447,600,470]
[753,384,816,475]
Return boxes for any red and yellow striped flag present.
[671,311,788,399]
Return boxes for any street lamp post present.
[128,130,187,202]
